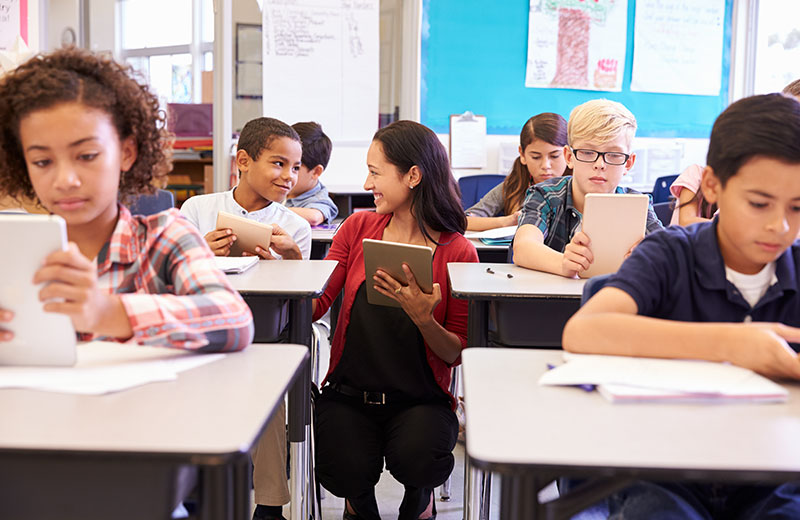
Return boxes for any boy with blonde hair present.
[513,99,662,277]
[563,92,800,518]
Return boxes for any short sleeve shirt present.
[605,220,800,347]
[284,181,339,224]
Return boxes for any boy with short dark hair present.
[285,121,338,226]
[563,93,800,517]
[513,99,662,277]
[180,117,311,520]
[181,117,312,260]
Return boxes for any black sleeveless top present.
[328,283,449,404]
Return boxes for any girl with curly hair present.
[0,47,253,354]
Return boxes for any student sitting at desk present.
[180,117,312,260]
[563,93,800,518]
[513,99,662,277]
[285,121,339,225]
[466,112,569,231]
[669,163,717,226]
[180,116,312,520]
[312,120,478,520]
[0,47,253,352]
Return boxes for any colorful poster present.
[631,0,725,95]
[0,0,26,50]
[525,0,628,91]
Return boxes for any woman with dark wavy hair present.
[312,120,478,520]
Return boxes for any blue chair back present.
[653,201,673,227]
[458,174,506,210]
[128,189,175,216]
[652,174,678,204]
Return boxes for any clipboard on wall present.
[449,111,487,169]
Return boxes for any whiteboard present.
[261,0,379,142]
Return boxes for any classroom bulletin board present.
[420,0,733,138]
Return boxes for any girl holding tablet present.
[466,112,569,231]
[0,47,253,352]
[312,121,478,520]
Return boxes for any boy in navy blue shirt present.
[564,93,800,517]
[285,121,339,225]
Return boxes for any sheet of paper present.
[630,0,725,95]
[467,226,518,240]
[262,0,379,141]
[525,0,629,91]
[0,342,225,395]
[213,255,259,274]
[539,353,787,398]
[449,113,487,169]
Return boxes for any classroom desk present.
[447,262,585,348]
[226,259,337,520]
[462,348,800,520]
[0,342,307,520]
[466,238,510,263]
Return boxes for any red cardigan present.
[313,211,479,407]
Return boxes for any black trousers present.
[314,388,458,520]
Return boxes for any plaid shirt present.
[518,176,663,253]
[79,205,254,352]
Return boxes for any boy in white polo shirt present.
[181,117,312,261]
[180,117,311,520]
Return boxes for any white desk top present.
[448,262,585,299]
[0,342,307,460]
[226,259,337,296]
[462,349,800,477]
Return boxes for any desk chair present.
[653,201,673,227]
[458,174,506,210]
[651,174,678,204]
[127,189,175,216]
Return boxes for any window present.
[118,0,214,103]
[753,1,800,94]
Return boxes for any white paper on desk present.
[213,256,259,274]
[539,353,788,402]
[464,226,517,240]
[0,341,225,395]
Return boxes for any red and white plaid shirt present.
[80,205,253,352]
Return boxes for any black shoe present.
[252,504,286,520]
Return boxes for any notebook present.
[539,353,788,403]
[464,225,517,245]
[213,255,259,274]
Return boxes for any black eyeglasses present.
[571,148,631,166]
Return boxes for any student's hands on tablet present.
[562,231,594,278]
[0,309,14,341]
[373,263,441,326]
[33,243,133,339]
[726,323,800,380]
[251,224,301,260]
[205,228,236,256]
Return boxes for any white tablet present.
[579,193,650,279]
[363,239,433,307]
[0,214,77,366]
[216,211,272,257]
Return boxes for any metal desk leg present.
[200,465,233,520]
[500,474,540,520]
[288,299,312,520]
[464,300,490,520]
[233,456,252,520]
